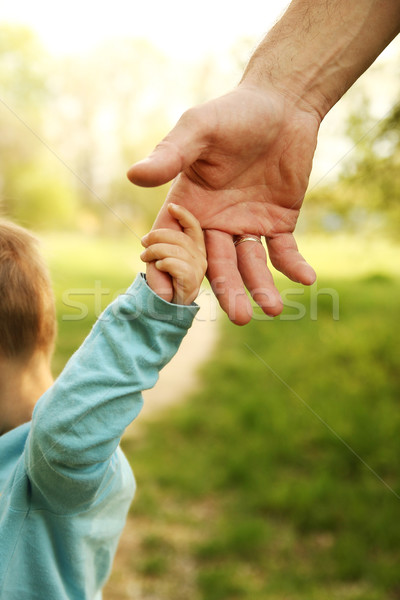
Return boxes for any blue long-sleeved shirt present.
[0,273,198,599]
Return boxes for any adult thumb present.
[127,107,206,187]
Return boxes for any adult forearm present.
[242,0,400,120]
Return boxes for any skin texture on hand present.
[140,204,207,305]
[127,0,400,325]
[129,84,319,324]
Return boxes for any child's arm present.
[25,207,207,512]
[140,203,207,305]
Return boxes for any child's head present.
[0,220,57,364]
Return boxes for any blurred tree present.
[0,24,79,229]
[4,159,78,230]
[0,24,47,199]
[0,24,48,113]
[306,90,400,237]
[0,27,256,233]
[47,38,181,232]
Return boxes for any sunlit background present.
[0,1,292,234]
[1,0,400,235]
[1,3,400,600]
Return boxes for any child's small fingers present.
[167,203,205,251]
[153,257,189,278]
[140,242,190,264]
[142,228,188,249]
[142,229,203,263]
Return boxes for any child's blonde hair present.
[0,220,56,360]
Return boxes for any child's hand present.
[140,204,207,305]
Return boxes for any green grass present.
[41,232,142,374]
[299,233,400,280]
[121,275,400,600]
[44,232,400,600]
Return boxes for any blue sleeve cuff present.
[109,273,200,330]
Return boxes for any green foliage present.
[3,160,79,230]
[0,24,251,232]
[43,232,142,375]
[307,91,400,237]
[108,172,171,231]
[0,24,83,229]
[0,24,48,111]
[0,26,181,231]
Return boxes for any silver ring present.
[233,234,263,247]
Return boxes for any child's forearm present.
[26,274,198,511]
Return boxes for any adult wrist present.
[240,0,400,124]
[239,70,327,125]
[239,28,346,123]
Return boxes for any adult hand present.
[128,83,319,325]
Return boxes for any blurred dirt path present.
[104,288,220,600]
[123,287,220,437]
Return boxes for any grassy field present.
[42,232,143,374]
[44,233,400,600]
